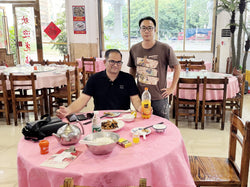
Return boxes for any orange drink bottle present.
[39,140,49,154]
[141,87,151,119]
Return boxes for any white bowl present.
[122,114,135,122]
[153,124,167,133]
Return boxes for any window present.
[101,0,214,51]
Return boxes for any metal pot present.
[53,122,84,145]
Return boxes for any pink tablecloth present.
[17,112,195,187]
[167,71,239,100]
[76,58,106,73]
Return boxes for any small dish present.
[101,119,124,132]
[153,124,167,133]
[131,127,151,136]
[122,114,135,122]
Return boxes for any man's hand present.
[161,87,175,98]
[56,106,70,119]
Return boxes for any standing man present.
[128,16,180,119]
[57,49,141,119]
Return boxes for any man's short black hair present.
[139,16,156,27]
[105,49,122,60]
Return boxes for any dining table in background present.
[76,57,105,73]
[0,65,75,113]
[17,111,195,187]
[167,71,239,100]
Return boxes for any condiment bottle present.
[39,140,49,154]
[141,87,151,119]
[92,111,101,133]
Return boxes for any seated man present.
[56,49,141,118]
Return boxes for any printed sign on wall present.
[72,5,86,34]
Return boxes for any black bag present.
[22,114,67,142]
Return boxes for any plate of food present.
[101,119,124,132]
[103,112,121,118]
[131,127,151,136]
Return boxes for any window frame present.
[100,0,216,53]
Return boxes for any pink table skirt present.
[76,58,106,73]
[167,72,239,100]
[17,112,195,187]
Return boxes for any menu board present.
[72,5,86,34]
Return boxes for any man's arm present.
[129,67,136,78]
[161,64,181,98]
[130,95,141,112]
[56,93,91,118]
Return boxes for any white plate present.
[101,119,124,132]
[131,127,151,136]
[103,112,121,118]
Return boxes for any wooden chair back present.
[81,57,96,78]
[9,73,44,125]
[61,177,150,187]
[64,61,79,67]
[189,109,250,186]
[46,60,63,65]
[176,55,195,59]
[0,73,10,125]
[29,60,46,66]
[226,57,233,74]
[49,67,80,115]
[175,77,200,129]
[212,57,218,72]
[226,73,246,117]
[64,54,70,62]
[201,77,228,130]
[188,60,205,65]
[187,64,206,71]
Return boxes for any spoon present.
[141,122,164,130]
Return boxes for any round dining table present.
[167,71,239,100]
[17,111,195,187]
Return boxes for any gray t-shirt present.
[128,40,179,100]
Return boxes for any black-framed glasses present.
[108,60,123,66]
[140,26,154,32]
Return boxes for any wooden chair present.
[175,77,200,129]
[49,68,80,115]
[201,77,228,130]
[9,73,44,126]
[226,73,246,117]
[176,55,195,59]
[0,73,11,125]
[189,109,250,187]
[226,57,233,74]
[81,57,96,80]
[46,60,63,65]
[212,57,218,72]
[188,60,205,65]
[61,177,150,187]
[64,54,70,62]
[187,64,206,71]
[64,61,79,67]
[29,60,46,66]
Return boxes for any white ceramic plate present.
[103,112,121,118]
[101,119,124,132]
[131,127,151,136]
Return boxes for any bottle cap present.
[94,111,99,115]
[145,87,148,91]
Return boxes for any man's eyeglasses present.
[108,60,123,66]
[140,26,154,32]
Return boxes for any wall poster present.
[72,5,86,34]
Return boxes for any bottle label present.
[92,127,101,133]
[144,103,149,108]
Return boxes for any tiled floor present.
[0,95,250,187]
